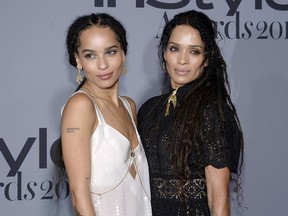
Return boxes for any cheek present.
[82,63,95,73]
[193,62,205,77]
[165,52,175,64]
[165,56,177,71]
[192,58,205,68]
[113,58,124,69]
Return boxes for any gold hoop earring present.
[123,63,127,76]
[76,66,83,85]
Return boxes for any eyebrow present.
[81,45,120,53]
[168,42,204,49]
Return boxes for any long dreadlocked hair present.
[158,10,244,204]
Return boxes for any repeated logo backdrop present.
[0,0,287,215]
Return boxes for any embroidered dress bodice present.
[137,82,241,216]
[65,90,152,216]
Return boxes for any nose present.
[97,56,108,70]
[177,51,189,65]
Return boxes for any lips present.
[97,72,113,80]
[175,69,190,76]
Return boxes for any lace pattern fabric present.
[152,177,207,200]
[138,82,241,216]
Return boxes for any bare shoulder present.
[62,92,96,123]
[63,92,94,113]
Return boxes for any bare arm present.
[205,166,231,216]
[61,93,97,216]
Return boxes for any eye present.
[169,46,179,52]
[190,49,201,55]
[106,49,117,56]
[84,53,96,59]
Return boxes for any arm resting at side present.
[205,166,231,216]
[61,93,97,216]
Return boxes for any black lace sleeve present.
[202,102,241,174]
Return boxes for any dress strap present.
[74,90,105,125]
[119,96,137,131]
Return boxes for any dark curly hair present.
[158,10,244,203]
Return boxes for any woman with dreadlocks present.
[138,10,244,216]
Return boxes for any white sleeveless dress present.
[67,91,152,216]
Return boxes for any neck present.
[83,81,119,105]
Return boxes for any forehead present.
[169,25,204,45]
[79,26,119,48]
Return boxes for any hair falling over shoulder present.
[158,10,244,205]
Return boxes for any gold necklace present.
[96,97,151,200]
[82,84,132,142]
[90,154,151,201]
[165,87,179,116]
[91,155,134,199]
[81,85,151,200]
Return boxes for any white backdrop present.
[1,1,288,215]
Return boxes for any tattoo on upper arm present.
[74,207,83,216]
[66,128,80,133]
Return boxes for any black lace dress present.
[138,82,241,216]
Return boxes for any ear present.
[204,58,209,67]
[122,51,126,63]
[163,51,167,62]
[74,53,82,69]
[162,51,168,69]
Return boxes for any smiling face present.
[164,25,207,89]
[75,26,124,90]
